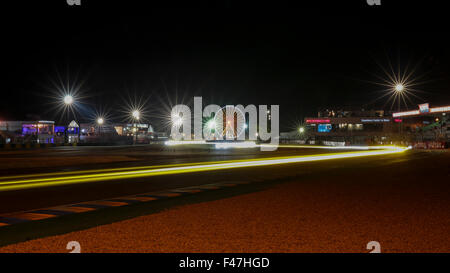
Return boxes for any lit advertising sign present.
[392,110,420,118]
[419,103,429,113]
[393,104,450,117]
[360,118,390,123]
[306,119,330,124]
[430,106,450,113]
[318,124,332,132]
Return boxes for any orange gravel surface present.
[1,175,449,253]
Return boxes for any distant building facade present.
[303,103,449,146]
[79,122,156,144]
[391,103,449,144]
[0,120,55,144]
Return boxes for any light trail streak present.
[164,140,394,150]
[215,141,258,149]
[0,146,409,192]
[264,144,369,150]
[164,140,207,145]
[265,144,410,150]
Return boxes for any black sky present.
[2,0,450,131]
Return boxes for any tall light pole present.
[132,110,140,145]
[298,126,306,143]
[394,83,404,112]
[63,94,80,143]
[394,83,405,142]
[97,117,104,137]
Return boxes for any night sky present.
[2,0,450,131]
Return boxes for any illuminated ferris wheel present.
[213,106,246,140]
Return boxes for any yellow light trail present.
[0,144,379,181]
[0,146,409,192]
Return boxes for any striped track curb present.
[0,181,252,227]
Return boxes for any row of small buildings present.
[0,120,167,145]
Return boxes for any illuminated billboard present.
[318,124,332,132]
[306,119,331,124]
[419,103,429,113]
[393,103,450,118]
[360,118,390,123]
